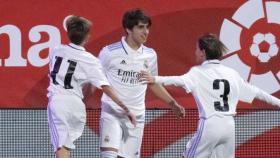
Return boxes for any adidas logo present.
[120,60,127,64]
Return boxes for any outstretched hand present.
[169,101,186,118]
[140,70,155,84]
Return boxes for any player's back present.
[189,60,242,118]
[47,43,100,99]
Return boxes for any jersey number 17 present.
[50,56,77,89]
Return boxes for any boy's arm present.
[148,83,185,118]
[254,87,280,107]
[101,85,137,126]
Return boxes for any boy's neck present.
[125,36,141,51]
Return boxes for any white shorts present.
[100,111,144,158]
[47,94,86,152]
[183,115,235,158]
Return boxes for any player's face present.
[127,22,150,46]
[195,43,206,64]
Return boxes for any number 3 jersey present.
[47,43,110,99]
[155,60,258,119]
[98,37,158,116]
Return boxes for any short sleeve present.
[98,46,110,71]
[49,46,60,61]
[83,58,110,89]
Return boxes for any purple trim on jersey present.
[108,45,122,51]
[187,119,205,158]
[143,47,154,53]
[48,107,58,149]
[108,41,121,47]
[121,40,129,55]
[121,40,144,55]
[68,44,85,51]
[108,42,122,51]
[191,119,205,157]
[48,107,59,150]
[193,95,206,118]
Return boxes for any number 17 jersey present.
[47,43,109,99]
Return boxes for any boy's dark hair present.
[198,33,227,60]
[66,16,92,45]
[122,8,151,30]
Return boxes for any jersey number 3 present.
[50,56,77,89]
[213,79,230,112]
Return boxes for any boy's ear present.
[201,49,206,57]
[125,28,132,34]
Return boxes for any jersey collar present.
[68,43,86,51]
[202,59,220,65]
[121,36,143,55]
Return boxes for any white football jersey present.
[47,43,110,99]
[99,37,158,116]
[155,60,257,118]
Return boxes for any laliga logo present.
[219,0,280,94]
[250,33,278,63]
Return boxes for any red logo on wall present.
[220,0,280,94]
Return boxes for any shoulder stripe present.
[108,41,121,48]
[108,44,122,50]
[143,46,155,53]
[107,45,123,51]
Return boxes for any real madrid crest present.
[104,135,110,142]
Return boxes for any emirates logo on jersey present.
[117,69,141,84]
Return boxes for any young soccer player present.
[47,15,136,158]
[140,33,280,158]
[98,9,185,158]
